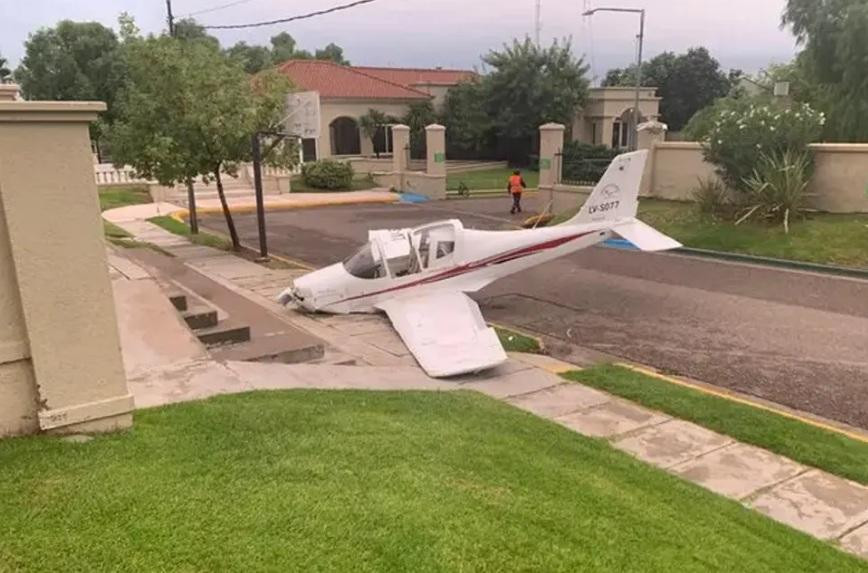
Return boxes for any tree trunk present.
[185,178,199,235]
[214,167,240,251]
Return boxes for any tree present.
[0,53,11,82]
[359,109,389,157]
[403,101,436,159]
[226,42,273,74]
[110,32,295,250]
[14,20,126,140]
[603,48,735,131]
[315,43,349,65]
[440,79,494,158]
[782,0,868,141]
[483,38,589,162]
[270,32,299,64]
[173,18,220,49]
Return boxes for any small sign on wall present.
[434,152,445,163]
[539,158,551,170]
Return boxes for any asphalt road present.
[201,197,868,429]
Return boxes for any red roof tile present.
[278,60,432,100]
[353,66,477,87]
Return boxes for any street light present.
[583,6,645,150]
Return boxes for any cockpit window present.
[342,243,385,279]
[436,241,455,259]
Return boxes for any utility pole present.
[166,0,175,37]
[534,0,542,46]
[582,6,646,151]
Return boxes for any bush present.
[738,150,812,233]
[692,177,732,219]
[702,102,824,191]
[301,159,354,190]
[560,141,620,184]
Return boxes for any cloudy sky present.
[1,0,798,81]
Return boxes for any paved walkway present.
[103,206,868,561]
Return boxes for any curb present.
[176,196,400,219]
[673,246,868,280]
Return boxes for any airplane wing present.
[377,291,508,378]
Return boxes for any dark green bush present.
[560,142,620,184]
[301,159,354,190]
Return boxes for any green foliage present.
[484,39,589,142]
[14,20,126,139]
[403,101,436,159]
[495,327,543,353]
[440,79,494,159]
[314,42,350,65]
[702,102,823,191]
[358,108,389,156]
[691,177,732,219]
[0,53,11,81]
[301,159,354,190]
[225,42,273,74]
[149,216,231,250]
[603,48,736,131]
[560,141,619,184]
[564,365,868,486]
[172,18,220,49]
[739,150,813,232]
[783,0,868,141]
[98,186,151,212]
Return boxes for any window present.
[436,241,455,259]
[342,243,385,279]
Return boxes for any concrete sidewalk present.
[104,208,868,561]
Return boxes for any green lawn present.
[564,365,868,485]
[98,185,152,212]
[291,175,379,193]
[495,326,543,353]
[447,168,539,191]
[1,391,863,572]
[554,198,868,269]
[148,215,231,251]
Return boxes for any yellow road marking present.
[617,362,868,445]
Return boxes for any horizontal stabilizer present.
[614,219,682,252]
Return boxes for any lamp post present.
[582,6,645,150]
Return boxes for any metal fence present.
[557,155,615,186]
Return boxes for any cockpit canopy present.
[342,220,462,280]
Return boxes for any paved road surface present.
[201,197,868,429]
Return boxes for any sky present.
[0,0,799,82]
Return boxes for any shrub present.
[301,159,354,190]
[691,177,732,219]
[702,102,824,191]
[738,150,812,233]
[560,141,620,184]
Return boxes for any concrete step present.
[182,305,218,330]
[308,348,358,366]
[168,291,188,312]
[195,322,251,347]
[212,333,324,364]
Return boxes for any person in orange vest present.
[507,169,527,214]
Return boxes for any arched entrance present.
[329,116,361,156]
[612,108,647,149]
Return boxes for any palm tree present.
[359,109,388,158]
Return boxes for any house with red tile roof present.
[277,60,475,158]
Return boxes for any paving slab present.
[556,399,670,438]
[112,278,209,380]
[357,330,411,357]
[460,367,561,399]
[107,252,151,280]
[224,360,455,391]
[840,522,868,560]
[507,352,578,374]
[508,383,611,418]
[748,470,868,540]
[102,202,181,223]
[614,419,733,469]
[130,359,250,408]
[671,442,806,500]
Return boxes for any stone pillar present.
[425,123,446,176]
[0,84,20,102]
[637,121,668,197]
[0,101,133,437]
[601,118,615,149]
[391,124,410,174]
[538,122,565,189]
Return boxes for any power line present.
[201,0,380,30]
[180,0,257,18]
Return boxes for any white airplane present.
[278,150,681,377]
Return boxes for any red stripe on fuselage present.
[337,230,595,304]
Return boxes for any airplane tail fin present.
[560,149,681,252]
[562,149,647,226]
